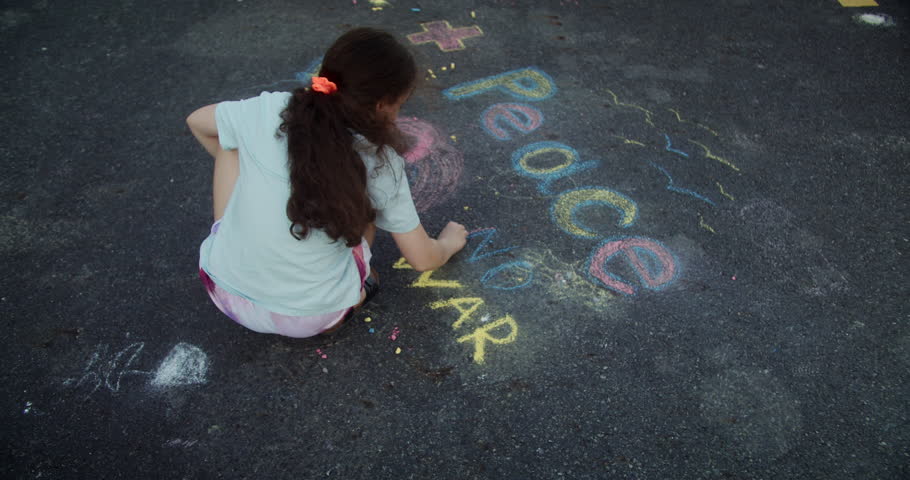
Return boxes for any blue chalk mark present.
[442,67,557,101]
[294,57,324,84]
[511,141,601,195]
[631,245,664,280]
[646,161,716,206]
[467,228,517,263]
[663,134,689,158]
[480,261,535,290]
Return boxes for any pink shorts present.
[199,222,371,338]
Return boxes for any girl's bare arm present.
[391,222,468,272]
[186,104,220,157]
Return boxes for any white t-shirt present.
[199,91,420,315]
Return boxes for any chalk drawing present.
[854,13,893,26]
[664,134,690,158]
[698,213,716,234]
[443,67,557,101]
[606,89,655,127]
[587,236,679,296]
[393,257,414,269]
[164,439,199,448]
[668,108,719,137]
[716,182,735,201]
[467,227,517,263]
[614,135,647,147]
[294,57,323,85]
[522,248,615,310]
[406,21,484,52]
[66,342,209,399]
[481,103,544,140]
[688,140,740,172]
[551,187,639,238]
[430,297,485,329]
[456,315,519,365]
[839,0,878,7]
[479,260,534,290]
[645,160,716,207]
[511,141,600,194]
[411,268,463,288]
[151,343,210,388]
[397,117,464,212]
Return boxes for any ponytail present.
[279,28,416,247]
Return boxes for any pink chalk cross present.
[407,21,484,52]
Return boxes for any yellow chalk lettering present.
[457,315,518,365]
[411,269,463,288]
[553,188,638,238]
[429,297,485,329]
[518,146,576,175]
[393,257,414,269]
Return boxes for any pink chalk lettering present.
[588,237,678,295]
[482,103,544,141]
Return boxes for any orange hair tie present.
[311,76,338,94]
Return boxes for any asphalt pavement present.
[1,0,908,478]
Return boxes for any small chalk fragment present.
[450,135,457,142]
[441,66,447,71]
[411,7,420,12]
[463,206,471,211]
[732,276,737,280]
[395,347,402,355]
[450,62,455,70]
[364,317,372,323]
[471,11,476,18]
[369,328,375,334]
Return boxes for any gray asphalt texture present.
[2,0,909,478]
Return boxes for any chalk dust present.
[151,343,209,388]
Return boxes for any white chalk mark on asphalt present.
[151,343,210,388]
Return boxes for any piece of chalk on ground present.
[450,135,457,142]
[471,11,476,18]
[369,328,375,333]
[450,63,455,70]
[464,206,471,210]
[441,66,447,71]
[411,8,420,12]
[395,347,402,354]
[364,317,372,323]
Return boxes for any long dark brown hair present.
[279,28,417,247]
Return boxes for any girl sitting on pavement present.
[186,28,467,338]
